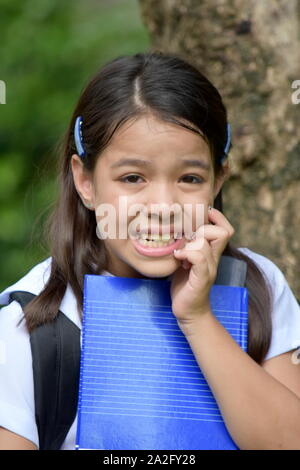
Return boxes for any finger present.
[174,248,209,278]
[207,207,235,237]
[184,225,231,262]
[174,239,215,278]
[182,259,191,270]
[190,225,231,245]
[175,237,212,258]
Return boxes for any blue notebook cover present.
[76,275,248,450]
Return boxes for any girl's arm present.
[171,207,300,449]
[179,312,300,450]
[0,427,37,450]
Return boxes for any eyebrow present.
[110,158,210,171]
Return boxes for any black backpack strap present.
[9,290,81,450]
[215,255,247,287]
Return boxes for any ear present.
[71,154,95,208]
[213,160,230,199]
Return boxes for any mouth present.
[129,232,184,257]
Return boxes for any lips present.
[130,236,182,257]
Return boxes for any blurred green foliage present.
[0,0,150,291]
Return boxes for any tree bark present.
[138,0,300,299]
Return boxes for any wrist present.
[177,308,214,338]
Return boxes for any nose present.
[145,183,177,213]
[142,183,181,226]
[144,182,177,207]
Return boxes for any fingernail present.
[173,249,181,254]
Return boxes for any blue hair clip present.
[74,116,86,158]
[220,123,231,163]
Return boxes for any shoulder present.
[237,246,299,307]
[0,257,81,330]
[0,256,53,346]
[237,247,286,288]
[0,257,49,376]
[0,257,52,306]
[238,247,300,360]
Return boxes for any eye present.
[120,174,144,184]
[180,175,204,184]
[119,174,204,184]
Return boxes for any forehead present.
[98,115,211,166]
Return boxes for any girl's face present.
[71,115,228,278]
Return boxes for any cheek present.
[102,238,132,266]
[94,185,118,205]
[183,189,213,231]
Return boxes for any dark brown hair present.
[23,51,272,364]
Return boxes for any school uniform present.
[0,248,299,449]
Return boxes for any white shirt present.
[0,247,299,450]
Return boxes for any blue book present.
[76,275,248,450]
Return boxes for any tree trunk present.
[138,0,300,299]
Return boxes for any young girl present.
[0,51,300,450]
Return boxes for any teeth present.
[161,233,173,241]
[139,233,174,241]
[137,238,175,247]
[148,234,162,241]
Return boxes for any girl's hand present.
[170,207,235,328]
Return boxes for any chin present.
[133,258,179,279]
